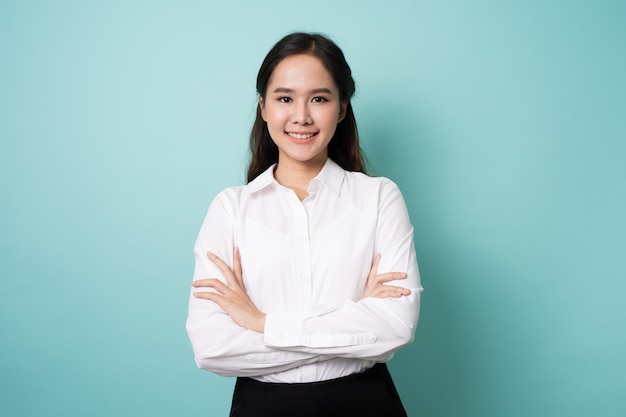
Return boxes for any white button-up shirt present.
[186,158,422,383]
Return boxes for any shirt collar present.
[244,158,346,196]
[310,158,345,195]
[244,163,278,195]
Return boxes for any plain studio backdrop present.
[1,1,624,416]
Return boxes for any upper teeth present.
[288,133,315,140]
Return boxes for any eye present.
[311,96,328,103]
[278,97,292,103]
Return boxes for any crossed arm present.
[192,249,411,333]
[186,182,421,377]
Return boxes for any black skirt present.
[229,363,408,417]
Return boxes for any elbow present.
[189,337,240,377]
[403,289,421,343]
[362,325,416,362]
[394,322,416,349]
[186,321,238,377]
[192,353,237,377]
[392,299,420,349]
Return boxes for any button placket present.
[291,198,312,306]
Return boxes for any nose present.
[291,101,312,125]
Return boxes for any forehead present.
[268,54,338,92]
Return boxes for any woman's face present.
[260,54,346,170]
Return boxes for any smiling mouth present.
[287,132,318,140]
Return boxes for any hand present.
[192,248,266,333]
[362,253,411,299]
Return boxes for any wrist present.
[253,313,266,333]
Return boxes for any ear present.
[259,96,267,121]
[337,100,348,123]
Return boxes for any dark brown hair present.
[247,32,366,182]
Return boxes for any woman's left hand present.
[192,248,266,333]
[362,253,411,300]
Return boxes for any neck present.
[274,157,327,200]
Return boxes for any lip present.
[286,131,318,144]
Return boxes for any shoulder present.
[214,185,246,202]
[339,171,407,216]
[205,185,246,218]
[343,170,403,197]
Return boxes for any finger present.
[193,291,221,300]
[371,286,411,298]
[368,253,381,281]
[372,272,408,285]
[192,278,218,287]
[206,251,229,271]
[375,290,406,299]
[193,291,229,312]
[192,278,231,294]
[207,251,238,288]
[233,247,245,291]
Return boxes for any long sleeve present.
[187,159,423,382]
[263,179,423,361]
[186,190,327,377]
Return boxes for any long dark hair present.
[247,32,366,182]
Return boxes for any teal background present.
[1,0,624,416]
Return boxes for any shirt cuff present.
[264,311,377,349]
[264,311,304,347]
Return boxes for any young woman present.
[187,32,422,417]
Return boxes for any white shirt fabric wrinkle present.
[186,158,423,383]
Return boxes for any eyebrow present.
[271,87,334,94]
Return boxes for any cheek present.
[264,109,289,140]
[264,106,287,126]
[317,108,342,128]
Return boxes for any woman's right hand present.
[192,248,266,333]
[362,253,411,300]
